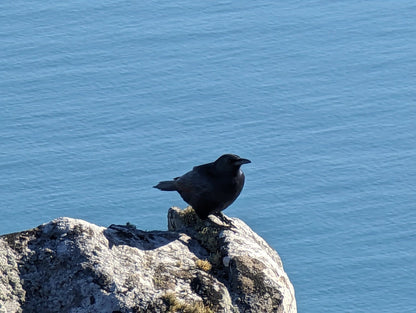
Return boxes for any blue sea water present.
[1,1,415,312]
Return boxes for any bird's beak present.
[236,158,251,165]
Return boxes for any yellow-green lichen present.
[195,259,212,272]
[179,206,200,227]
[162,292,213,313]
[176,207,225,270]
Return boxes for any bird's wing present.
[192,162,216,177]
[175,168,215,205]
[176,170,208,192]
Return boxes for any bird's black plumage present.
[154,154,251,220]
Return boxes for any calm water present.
[1,1,415,312]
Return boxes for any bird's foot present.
[209,212,235,229]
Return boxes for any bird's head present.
[214,154,251,173]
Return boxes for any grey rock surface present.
[0,207,296,313]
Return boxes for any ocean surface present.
[1,1,415,312]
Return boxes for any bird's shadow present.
[103,224,208,259]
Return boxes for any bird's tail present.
[153,180,177,191]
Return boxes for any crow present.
[154,154,251,222]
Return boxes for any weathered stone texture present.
[0,207,296,313]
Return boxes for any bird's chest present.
[212,172,243,196]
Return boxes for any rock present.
[0,207,296,313]
[168,207,297,313]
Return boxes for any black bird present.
[154,154,251,221]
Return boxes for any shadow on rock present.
[104,224,209,261]
[104,224,180,251]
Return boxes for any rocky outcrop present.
[0,207,296,313]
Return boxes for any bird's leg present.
[217,212,232,224]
